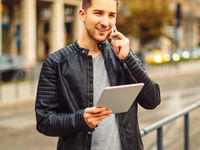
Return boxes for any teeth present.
[98,29,107,32]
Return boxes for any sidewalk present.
[0,63,41,106]
[0,80,38,106]
[148,60,200,79]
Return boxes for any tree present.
[117,0,173,47]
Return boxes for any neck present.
[78,28,102,57]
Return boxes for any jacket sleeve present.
[121,50,161,109]
[35,58,93,137]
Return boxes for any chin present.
[96,36,107,42]
[98,39,106,42]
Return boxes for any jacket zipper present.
[85,57,93,150]
[122,60,138,83]
[85,134,89,150]
[85,58,90,150]
[117,114,127,150]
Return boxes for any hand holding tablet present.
[96,83,144,113]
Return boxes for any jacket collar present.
[74,40,89,55]
[74,40,108,55]
[98,40,107,51]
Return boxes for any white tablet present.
[96,83,144,113]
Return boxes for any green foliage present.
[117,0,173,45]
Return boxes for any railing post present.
[140,102,200,149]
[0,72,2,100]
[157,127,163,150]
[184,113,189,150]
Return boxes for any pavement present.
[147,60,200,79]
[0,80,37,107]
[0,101,57,150]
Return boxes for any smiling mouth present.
[97,28,109,33]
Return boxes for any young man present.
[35,0,161,150]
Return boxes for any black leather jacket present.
[35,40,161,150]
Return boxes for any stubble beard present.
[85,25,107,43]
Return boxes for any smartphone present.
[107,28,113,40]
[110,28,120,41]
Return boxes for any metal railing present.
[140,101,200,150]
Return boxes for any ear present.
[79,9,86,23]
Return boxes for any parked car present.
[0,55,26,81]
[192,48,200,59]
[146,49,171,64]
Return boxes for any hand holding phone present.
[108,27,130,59]
[110,28,120,41]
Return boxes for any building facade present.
[160,0,200,52]
[0,0,82,66]
[1,0,200,65]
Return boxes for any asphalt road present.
[0,101,57,150]
[0,63,200,150]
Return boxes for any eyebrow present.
[93,9,117,15]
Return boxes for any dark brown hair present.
[82,0,119,10]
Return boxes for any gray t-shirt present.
[91,53,122,150]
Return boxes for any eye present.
[94,12,103,16]
[109,14,116,18]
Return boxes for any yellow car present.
[146,49,171,64]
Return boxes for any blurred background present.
[0,0,200,150]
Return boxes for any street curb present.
[148,61,200,79]
[0,98,35,109]
[150,69,200,80]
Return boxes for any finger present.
[112,40,122,45]
[87,117,105,128]
[90,113,111,121]
[113,40,124,47]
[95,105,105,108]
[113,26,118,32]
[109,39,115,47]
[85,107,106,114]
[85,109,112,118]
[114,47,120,55]
[87,113,112,125]
[108,39,121,55]
[110,32,125,40]
[110,43,120,55]
[107,30,113,40]
[108,26,121,40]
[86,114,110,128]
[113,43,121,54]
[92,109,112,117]
[108,32,113,40]
[107,38,112,43]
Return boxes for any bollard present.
[30,67,35,96]
[15,71,19,100]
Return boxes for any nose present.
[100,16,109,27]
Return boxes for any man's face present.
[82,0,117,42]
